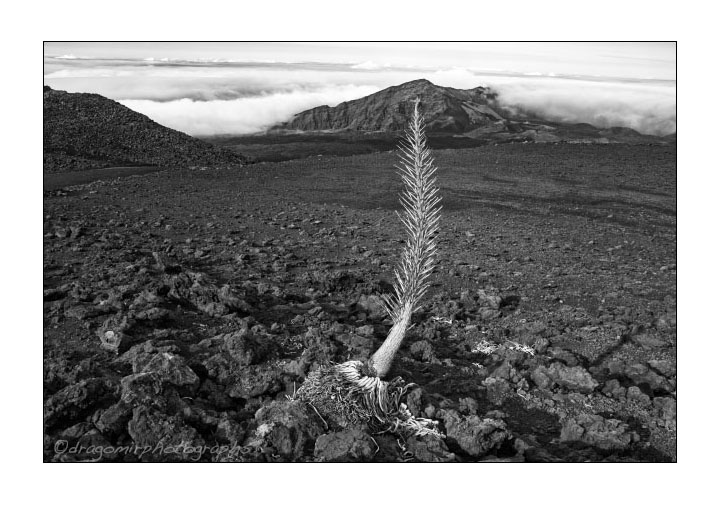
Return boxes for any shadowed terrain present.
[43,142,676,462]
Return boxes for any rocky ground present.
[43,143,676,462]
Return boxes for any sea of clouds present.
[43,58,676,136]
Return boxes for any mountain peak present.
[398,78,435,87]
[276,79,502,133]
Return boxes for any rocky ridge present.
[43,86,247,173]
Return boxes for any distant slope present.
[275,79,507,134]
[43,86,246,173]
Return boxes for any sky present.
[43,42,676,136]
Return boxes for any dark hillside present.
[43,86,246,173]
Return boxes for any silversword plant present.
[295,99,442,436]
[369,99,442,378]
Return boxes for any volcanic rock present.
[623,362,673,393]
[120,372,164,406]
[215,417,247,445]
[482,377,514,405]
[94,401,133,437]
[653,397,677,430]
[438,409,509,457]
[141,352,200,392]
[601,379,627,400]
[314,428,376,462]
[406,436,457,462]
[220,329,271,366]
[410,339,438,363]
[476,289,503,310]
[97,314,136,354]
[128,406,205,461]
[249,401,325,459]
[355,294,387,320]
[532,363,599,393]
[164,271,250,317]
[334,333,374,359]
[119,340,183,372]
[226,365,284,399]
[54,424,115,462]
[626,386,651,406]
[44,378,114,428]
[560,414,638,451]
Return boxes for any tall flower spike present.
[368,99,442,378]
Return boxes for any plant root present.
[293,360,442,439]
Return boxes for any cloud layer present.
[44,58,676,136]
[120,85,380,135]
[485,76,676,136]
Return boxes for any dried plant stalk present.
[368,99,442,378]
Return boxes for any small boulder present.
[482,377,514,405]
[249,401,325,459]
[44,378,113,429]
[478,308,502,320]
[532,363,598,393]
[335,333,374,357]
[624,362,673,394]
[405,387,432,417]
[55,426,115,462]
[227,364,284,399]
[653,397,677,429]
[118,340,182,373]
[120,372,163,406]
[221,329,269,366]
[355,294,387,320]
[476,290,503,310]
[633,333,667,349]
[94,401,133,436]
[601,379,627,400]
[438,409,509,457]
[410,340,438,363]
[128,406,206,462]
[458,397,479,416]
[141,352,200,392]
[215,417,247,445]
[560,413,638,451]
[314,428,376,462]
[626,386,651,406]
[97,315,136,353]
[406,435,456,462]
[355,325,375,337]
[647,360,676,378]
